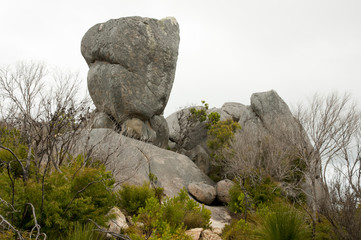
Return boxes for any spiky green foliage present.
[257,205,309,240]
[62,222,106,240]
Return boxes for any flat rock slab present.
[74,128,214,197]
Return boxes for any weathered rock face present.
[73,128,213,197]
[167,90,323,204]
[167,90,298,171]
[81,16,180,147]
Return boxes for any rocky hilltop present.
[79,16,320,230]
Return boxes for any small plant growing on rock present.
[189,101,241,178]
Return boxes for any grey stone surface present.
[182,145,210,175]
[92,111,116,129]
[221,102,246,122]
[250,90,293,120]
[216,179,235,204]
[204,206,232,230]
[149,115,169,148]
[74,128,213,197]
[166,108,208,150]
[81,16,180,123]
[188,182,216,205]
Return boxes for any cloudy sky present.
[1,0,360,116]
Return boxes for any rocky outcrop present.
[167,90,322,204]
[73,128,213,197]
[216,180,235,204]
[81,16,180,148]
[188,182,216,205]
[166,90,302,172]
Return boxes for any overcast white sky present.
[1,0,360,117]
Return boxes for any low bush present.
[222,219,254,240]
[229,174,281,215]
[0,157,116,239]
[163,188,211,229]
[127,188,210,239]
[62,222,106,240]
[117,182,156,215]
[256,204,309,240]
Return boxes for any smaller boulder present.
[212,227,222,236]
[221,102,246,122]
[201,229,222,240]
[106,207,128,235]
[185,228,203,240]
[216,180,235,204]
[188,182,216,205]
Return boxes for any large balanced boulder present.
[81,16,180,147]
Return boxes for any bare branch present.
[88,218,131,240]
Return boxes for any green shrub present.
[314,216,337,240]
[257,205,309,240]
[128,188,210,239]
[0,157,116,239]
[131,197,192,240]
[163,188,211,229]
[246,175,281,206]
[229,174,281,215]
[117,182,155,215]
[229,185,254,214]
[207,119,241,153]
[222,219,255,240]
